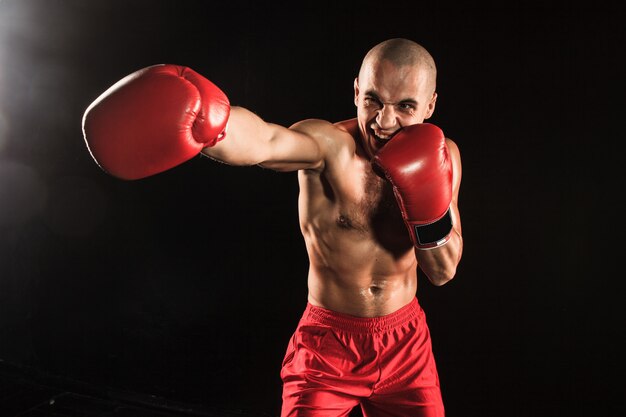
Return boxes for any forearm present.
[415,226,463,286]
[201,106,277,166]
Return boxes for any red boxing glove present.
[82,64,230,180]
[372,123,453,249]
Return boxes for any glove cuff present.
[412,208,453,249]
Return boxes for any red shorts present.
[281,298,444,417]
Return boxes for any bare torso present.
[298,118,419,317]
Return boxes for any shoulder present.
[289,118,357,154]
[287,118,359,174]
[290,118,353,139]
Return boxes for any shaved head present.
[358,38,437,94]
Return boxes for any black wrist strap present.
[414,208,453,247]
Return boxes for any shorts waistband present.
[302,298,421,333]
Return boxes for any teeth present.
[372,130,396,141]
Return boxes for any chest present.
[298,154,413,254]
[333,158,405,235]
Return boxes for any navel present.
[369,285,383,295]
[359,284,384,298]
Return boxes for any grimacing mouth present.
[370,125,401,145]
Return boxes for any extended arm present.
[82,64,327,180]
[201,106,325,172]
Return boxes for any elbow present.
[425,265,457,287]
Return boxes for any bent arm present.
[201,106,326,172]
[416,138,464,286]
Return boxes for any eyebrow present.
[364,90,418,105]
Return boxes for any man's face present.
[354,59,437,158]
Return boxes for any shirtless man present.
[82,38,463,417]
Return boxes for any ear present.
[353,78,360,107]
[424,92,438,120]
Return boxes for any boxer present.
[83,38,463,417]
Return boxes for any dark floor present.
[0,360,276,417]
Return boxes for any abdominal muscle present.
[308,279,417,318]
[304,226,418,317]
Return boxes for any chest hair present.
[338,167,404,235]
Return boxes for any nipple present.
[337,214,352,229]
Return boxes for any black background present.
[0,1,623,416]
